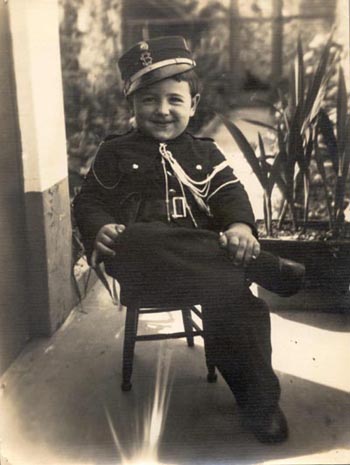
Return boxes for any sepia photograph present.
[0,0,350,464]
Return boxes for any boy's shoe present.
[247,252,305,297]
[242,406,289,444]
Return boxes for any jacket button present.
[196,164,202,170]
[132,163,139,170]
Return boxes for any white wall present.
[8,0,68,193]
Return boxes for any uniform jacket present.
[73,129,256,260]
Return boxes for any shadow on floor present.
[160,369,350,465]
[274,310,350,332]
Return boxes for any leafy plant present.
[217,114,282,236]
[317,67,350,236]
[219,34,350,239]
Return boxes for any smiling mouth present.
[152,121,174,126]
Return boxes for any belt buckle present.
[171,196,187,218]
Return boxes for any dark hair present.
[172,69,201,97]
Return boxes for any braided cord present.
[161,157,171,222]
[159,143,228,199]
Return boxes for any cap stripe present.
[127,57,196,85]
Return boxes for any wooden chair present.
[121,302,217,391]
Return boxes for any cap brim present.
[126,62,195,96]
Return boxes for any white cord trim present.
[127,58,196,85]
[91,142,123,190]
[161,157,171,222]
[178,177,198,227]
[159,142,234,216]
[159,143,229,199]
[206,179,240,201]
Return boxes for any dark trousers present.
[105,222,281,414]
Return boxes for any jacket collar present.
[134,128,191,147]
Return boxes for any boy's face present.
[130,78,200,141]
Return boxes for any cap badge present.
[139,42,149,51]
[140,50,153,67]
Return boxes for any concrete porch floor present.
[1,280,350,465]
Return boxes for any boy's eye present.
[169,96,184,104]
[141,96,156,103]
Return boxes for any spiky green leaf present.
[341,115,350,182]
[268,151,284,197]
[305,131,314,166]
[242,118,277,132]
[317,109,338,174]
[288,62,296,117]
[337,67,348,157]
[302,35,332,128]
[277,88,289,112]
[303,174,310,226]
[258,132,269,178]
[218,114,267,188]
[314,128,334,227]
[287,105,309,178]
[296,36,305,108]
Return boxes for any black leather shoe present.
[275,257,306,297]
[243,406,289,444]
[247,251,305,297]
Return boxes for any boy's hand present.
[94,223,126,258]
[219,223,260,267]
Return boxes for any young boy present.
[74,36,304,444]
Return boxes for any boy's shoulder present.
[93,130,135,169]
[95,130,144,160]
[186,132,215,144]
[184,133,223,157]
[183,132,221,156]
[101,129,135,146]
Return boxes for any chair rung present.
[139,307,184,314]
[191,320,202,332]
[190,306,203,318]
[136,331,203,341]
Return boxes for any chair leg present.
[200,309,217,383]
[121,305,139,391]
[206,360,218,383]
[181,308,194,347]
[203,334,217,382]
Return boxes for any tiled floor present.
[1,280,350,465]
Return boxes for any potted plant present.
[219,35,350,310]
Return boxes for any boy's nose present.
[156,99,170,115]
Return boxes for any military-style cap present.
[118,36,196,96]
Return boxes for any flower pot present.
[257,286,350,313]
[258,238,350,312]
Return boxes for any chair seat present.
[122,299,201,308]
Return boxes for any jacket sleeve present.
[206,144,257,235]
[73,142,120,260]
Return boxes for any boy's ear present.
[190,93,200,117]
